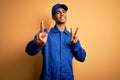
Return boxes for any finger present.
[41,20,44,32]
[74,27,79,36]
[35,34,40,46]
[71,39,77,44]
[36,33,44,46]
[74,36,78,42]
[70,28,73,41]
[36,33,40,42]
[70,28,72,35]
[46,24,52,33]
[41,32,46,38]
[70,28,73,37]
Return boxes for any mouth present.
[60,16,66,20]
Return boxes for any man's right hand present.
[36,21,52,47]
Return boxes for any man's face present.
[52,7,67,24]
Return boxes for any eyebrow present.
[56,9,66,11]
[56,9,66,12]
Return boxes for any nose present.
[60,12,64,16]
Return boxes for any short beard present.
[56,21,66,24]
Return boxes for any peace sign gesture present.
[36,21,52,47]
[70,27,79,44]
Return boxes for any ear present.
[52,16,55,20]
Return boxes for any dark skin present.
[36,7,79,47]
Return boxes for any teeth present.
[61,17,65,20]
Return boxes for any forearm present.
[25,39,42,56]
[71,40,86,62]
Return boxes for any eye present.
[56,11,60,14]
[63,10,66,13]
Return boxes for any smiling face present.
[52,7,67,24]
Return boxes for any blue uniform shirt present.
[25,26,86,80]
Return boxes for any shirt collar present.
[51,25,69,36]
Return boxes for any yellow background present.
[0,0,120,80]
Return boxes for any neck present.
[56,23,66,32]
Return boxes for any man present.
[25,3,86,80]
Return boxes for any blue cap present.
[52,3,68,16]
